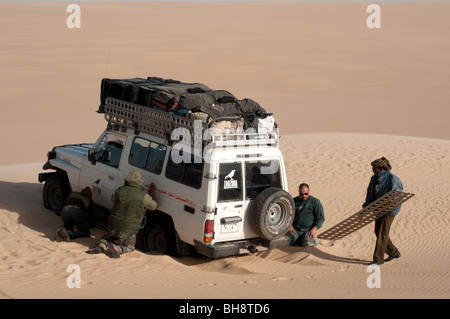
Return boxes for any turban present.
[371,157,392,171]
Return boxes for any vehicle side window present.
[96,133,125,168]
[218,162,243,202]
[165,150,203,189]
[165,156,184,181]
[245,161,281,199]
[129,137,166,175]
[184,161,203,188]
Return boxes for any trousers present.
[61,205,91,239]
[288,228,317,247]
[98,226,137,255]
[373,214,400,262]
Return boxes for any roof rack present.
[101,97,278,148]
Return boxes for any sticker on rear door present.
[224,169,238,189]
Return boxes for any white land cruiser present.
[39,83,294,258]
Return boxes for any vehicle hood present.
[47,143,93,169]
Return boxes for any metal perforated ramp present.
[318,190,415,241]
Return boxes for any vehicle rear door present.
[213,161,247,242]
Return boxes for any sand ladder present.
[318,190,415,241]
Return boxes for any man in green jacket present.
[87,171,157,258]
[288,183,325,247]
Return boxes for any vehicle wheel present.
[252,187,295,240]
[43,174,70,214]
[143,220,176,256]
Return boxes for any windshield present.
[93,133,125,168]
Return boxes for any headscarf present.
[371,157,392,171]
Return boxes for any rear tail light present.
[204,220,214,243]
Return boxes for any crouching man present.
[86,171,157,258]
[287,183,325,247]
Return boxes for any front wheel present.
[43,174,70,214]
[251,187,295,240]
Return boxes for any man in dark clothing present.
[86,171,157,258]
[364,157,403,265]
[288,183,325,247]
[56,187,95,241]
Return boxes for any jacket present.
[363,170,403,216]
[108,181,157,233]
[292,195,325,231]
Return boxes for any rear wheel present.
[43,174,70,214]
[252,187,294,240]
[143,219,176,256]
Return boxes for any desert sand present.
[0,1,449,300]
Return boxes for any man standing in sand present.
[288,183,325,247]
[86,171,157,258]
[364,157,403,266]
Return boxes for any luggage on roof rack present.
[100,77,211,108]
[98,77,277,143]
[103,97,278,149]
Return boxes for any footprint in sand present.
[331,265,350,272]
[271,277,293,281]
[239,280,259,284]
[198,282,217,287]
[113,281,138,286]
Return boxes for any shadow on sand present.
[0,180,104,248]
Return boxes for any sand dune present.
[0,1,449,300]
[1,1,450,167]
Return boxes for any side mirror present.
[88,148,96,164]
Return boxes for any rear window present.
[245,160,281,199]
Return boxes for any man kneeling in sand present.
[56,187,95,241]
[86,171,157,258]
[287,183,325,246]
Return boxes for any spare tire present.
[251,187,295,240]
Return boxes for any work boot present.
[56,228,70,242]
[55,229,64,242]
[86,247,103,254]
[385,253,401,262]
[106,242,121,259]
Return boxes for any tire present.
[251,187,295,240]
[143,219,176,256]
[43,174,70,214]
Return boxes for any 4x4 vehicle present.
[38,77,294,258]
